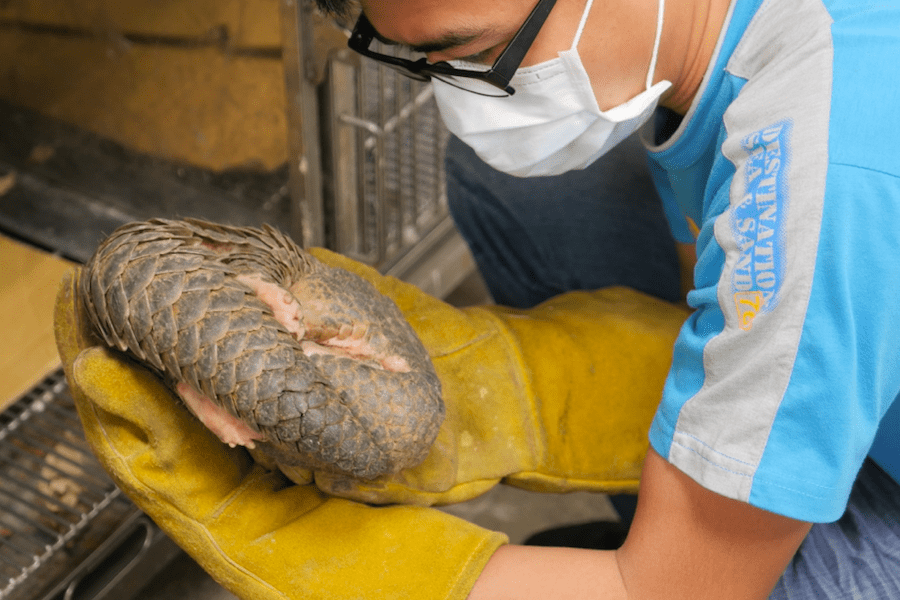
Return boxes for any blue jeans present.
[444,134,900,599]
[771,459,900,599]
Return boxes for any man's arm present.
[467,448,812,600]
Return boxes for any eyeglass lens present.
[348,0,558,96]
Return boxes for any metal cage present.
[0,371,179,600]
[282,2,476,299]
[0,4,478,598]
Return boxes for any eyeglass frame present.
[347,0,559,96]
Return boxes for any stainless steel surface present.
[38,512,180,600]
[0,371,179,600]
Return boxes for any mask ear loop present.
[570,0,596,49]
[646,0,666,89]
[571,0,665,90]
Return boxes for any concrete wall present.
[0,0,342,171]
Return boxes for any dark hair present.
[311,0,357,19]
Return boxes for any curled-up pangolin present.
[79,218,444,480]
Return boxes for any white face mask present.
[432,0,671,177]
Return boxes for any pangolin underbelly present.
[79,218,444,480]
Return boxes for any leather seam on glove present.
[205,466,270,523]
[466,307,548,470]
[84,402,291,599]
[199,526,289,599]
[504,472,641,494]
[423,321,496,358]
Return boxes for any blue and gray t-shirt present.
[643,0,900,522]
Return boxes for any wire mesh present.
[0,370,130,600]
[327,44,451,267]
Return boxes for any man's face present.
[359,0,583,69]
[357,0,658,111]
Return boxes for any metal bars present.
[0,370,127,600]
[278,5,475,298]
[324,45,450,269]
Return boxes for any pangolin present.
[78,218,444,480]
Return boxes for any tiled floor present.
[133,270,621,599]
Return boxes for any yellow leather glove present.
[306,249,690,506]
[54,268,507,600]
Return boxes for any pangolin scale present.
[78,218,444,479]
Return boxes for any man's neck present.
[658,0,732,115]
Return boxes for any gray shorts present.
[771,459,900,599]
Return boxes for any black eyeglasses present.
[347,0,558,97]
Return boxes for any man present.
[56,0,899,598]
[324,0,900,596]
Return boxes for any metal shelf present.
[0,370,180,600]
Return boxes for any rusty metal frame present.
[279,0,326,248]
